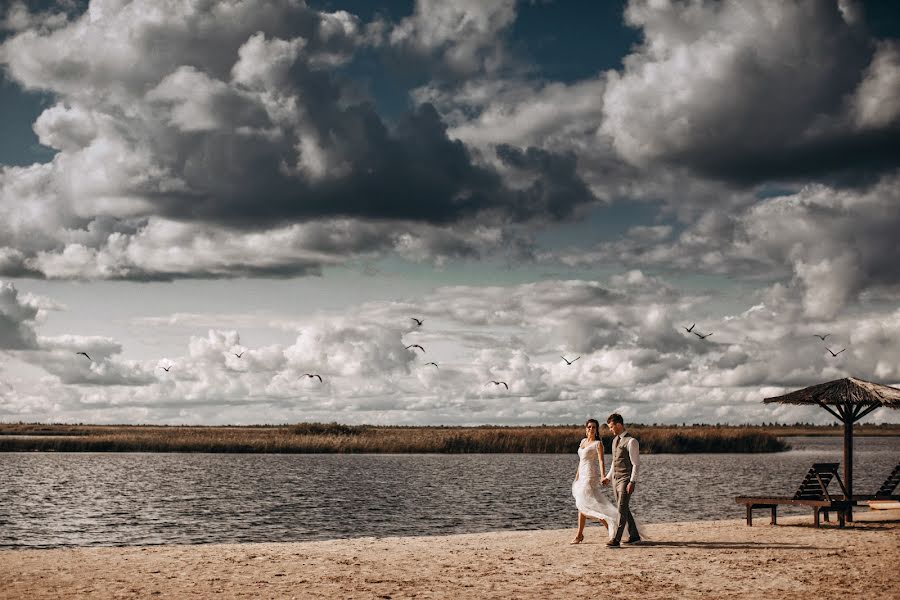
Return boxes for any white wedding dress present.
[572,438,619,539]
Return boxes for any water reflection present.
[0,436,896,548]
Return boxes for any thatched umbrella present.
[764,377,900,520]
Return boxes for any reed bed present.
[0,423,793,454]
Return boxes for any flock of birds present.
[72,316,848,390]
[681,324,848,357]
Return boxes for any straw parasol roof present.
[764,376,900,412]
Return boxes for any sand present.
[2,510,898,599]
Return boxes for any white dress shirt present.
[605,431,639,483]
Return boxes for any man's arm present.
[628,437,639,483]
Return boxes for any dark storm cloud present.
[602,1,900,186]
[662,116,900,187]
[0,0,599,279]
[495,144,595,221]
[158,103,507,227]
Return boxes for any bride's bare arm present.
[574,438,585,480]
[597,444,605,476]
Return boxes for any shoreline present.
[3,510,897,599]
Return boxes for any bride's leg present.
[571,513,586,544]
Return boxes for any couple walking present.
[571,413,642,547]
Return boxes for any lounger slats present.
[792,463,837,500]
[875,464,900,499]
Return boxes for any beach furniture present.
[735,462,851,527]
[763,377,900,521]
[851,463,900,502]
[871,463,900,500]
[823,463,900,520]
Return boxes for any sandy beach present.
[2,510,897,599]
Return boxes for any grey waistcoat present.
[612,433,633,483]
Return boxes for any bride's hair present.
[584,418,601,440]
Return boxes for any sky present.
[0,0,899,426]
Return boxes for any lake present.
[0,436,897,548]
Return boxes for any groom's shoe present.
[605,540,621,548]
[622,537,642,545]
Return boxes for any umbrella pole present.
[844,408,853,522]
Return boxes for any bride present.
[571,419,619,544]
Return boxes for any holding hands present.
[600,477,634,493]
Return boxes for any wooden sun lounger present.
[852,463,900,502]
[735,462,851,527]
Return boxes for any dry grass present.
[0,423,804,453]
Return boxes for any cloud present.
[602,0,900,184]
[546,172,900,319]
[1,1,70,34]
[1,2,898,425]
[15,215,538,281]
[3,274,900,424]
[0,280,40,349]
[388,0,517,77]
[283,320,415,377]
[851,40,900,130]
[0,0,604,281]
[737,177,900,319]
[39,333,122,357]
[412,74,648,208]
[25,333,156,386]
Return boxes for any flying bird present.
[425,362,438,368]
[487,381,508,390]
[561,356,581,365]
[303,373,323,382]
[826,347,846,357]
[76,351,91,361]
[683,323,695,333]
[405,344,425,353]
[410,317,423,327]
[813,334,831,341]
[160,366,173,372]
[233,351,244,358]
[693,331,714,340]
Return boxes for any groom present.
[601,412,641,547]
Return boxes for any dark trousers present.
[613,480,639,542]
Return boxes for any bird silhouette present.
[693,331,714,340]
[405,344,425,353]
[303,373,323,382]
[813,334,831,341]
[487,381,508,390]
[233,351,244,358]
[76,351,91,361]
[410,317,423,327]
[683,323,695,333]
[826,347,846,357]
[161,366,173,372]
[561,356,581,365]
[425,362,438,368]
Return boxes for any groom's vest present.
[612,433,634,483]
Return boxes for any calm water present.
[0,436,897,548]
